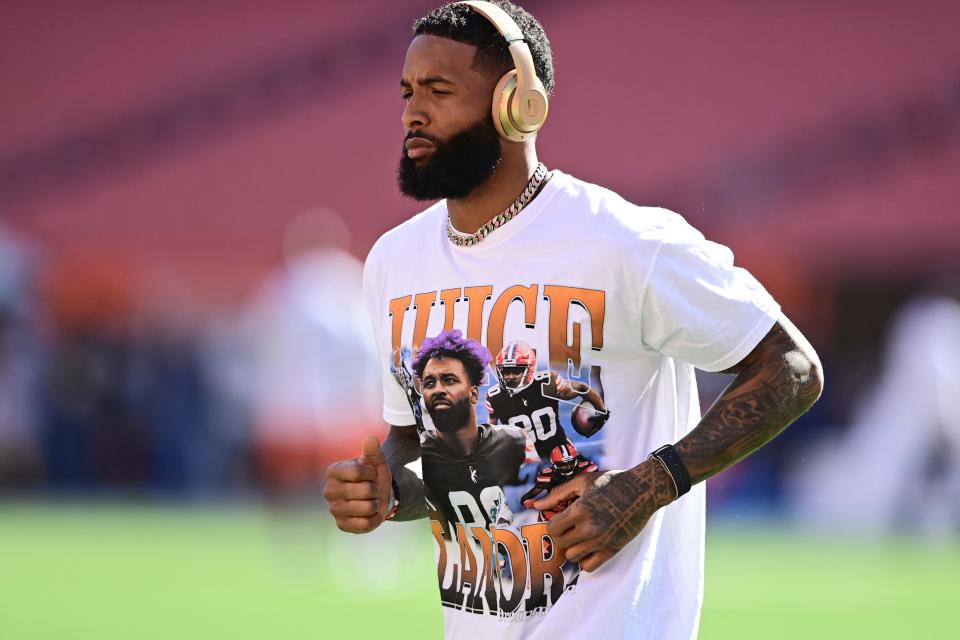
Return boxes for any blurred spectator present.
[41,324,147,492]
[240,208,380,501]
[0,224,42,490]
[39,273,234,497]
[789,285,960,534]
[131,325,212,495]
[198,319,259,495]
[127,274,246,497]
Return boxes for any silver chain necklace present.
[446,163,548,247]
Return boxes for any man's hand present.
[534,459,677,572]
[323,436,393,534]
[528,469,601,519]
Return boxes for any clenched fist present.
[323,436,393,533]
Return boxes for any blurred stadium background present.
[1,1,958,637]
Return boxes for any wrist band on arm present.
[648,444,692,498]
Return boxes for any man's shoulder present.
[420,429,444,456]
[538,369,559,393]
[483,423,527,450]
[551,170,692,241]
[365,201,445,267]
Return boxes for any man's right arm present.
[382,423,428,521]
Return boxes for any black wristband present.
[649,444,692,498]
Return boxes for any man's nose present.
[402,93,429,132]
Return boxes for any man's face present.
[398,35,503,200]
[498,365,527,390]
[421,356,477,433]
[554,457,579,480]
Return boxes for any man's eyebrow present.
[400,75,457,88]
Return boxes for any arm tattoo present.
[676,320,823,484]
[383,424,428,521]
[548,319,820,561]
[578,461,676,553]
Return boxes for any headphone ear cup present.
[510,82,548,135]
[492,70,547,143]
[492,70,521,142]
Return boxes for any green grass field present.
[0,504,956,639]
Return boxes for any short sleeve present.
[636,218,780,372]
[363,245,417,426]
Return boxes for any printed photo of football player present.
[413,330,527,535]
[487,341,610,457]
[486,340,609,519]
[519,441,597,516]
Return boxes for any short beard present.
[426,396,474,433]
[397,118,502,200]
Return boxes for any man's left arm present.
[537,313,823,571]
[674,314,822,482]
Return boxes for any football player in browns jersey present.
[413,330,527,536]
[520,441,598,517]
[486,340,610,462]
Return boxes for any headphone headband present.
[455,1,549,142]
[459,1,524,42]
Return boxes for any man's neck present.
[439,422,482,457]
[447,148,540,234]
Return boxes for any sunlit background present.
[1,1,959,638]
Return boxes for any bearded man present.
[324,2,823,638]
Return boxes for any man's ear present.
[471,386,480,404]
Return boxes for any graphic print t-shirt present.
[363,171,780,640]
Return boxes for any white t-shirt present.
[363,170,779,640]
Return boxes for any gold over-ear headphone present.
[456,1,549,143]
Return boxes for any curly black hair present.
[412,330,492,387]
[413,1,555,94]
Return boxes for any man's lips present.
[405,137,435,159]
[431,398,451,409]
